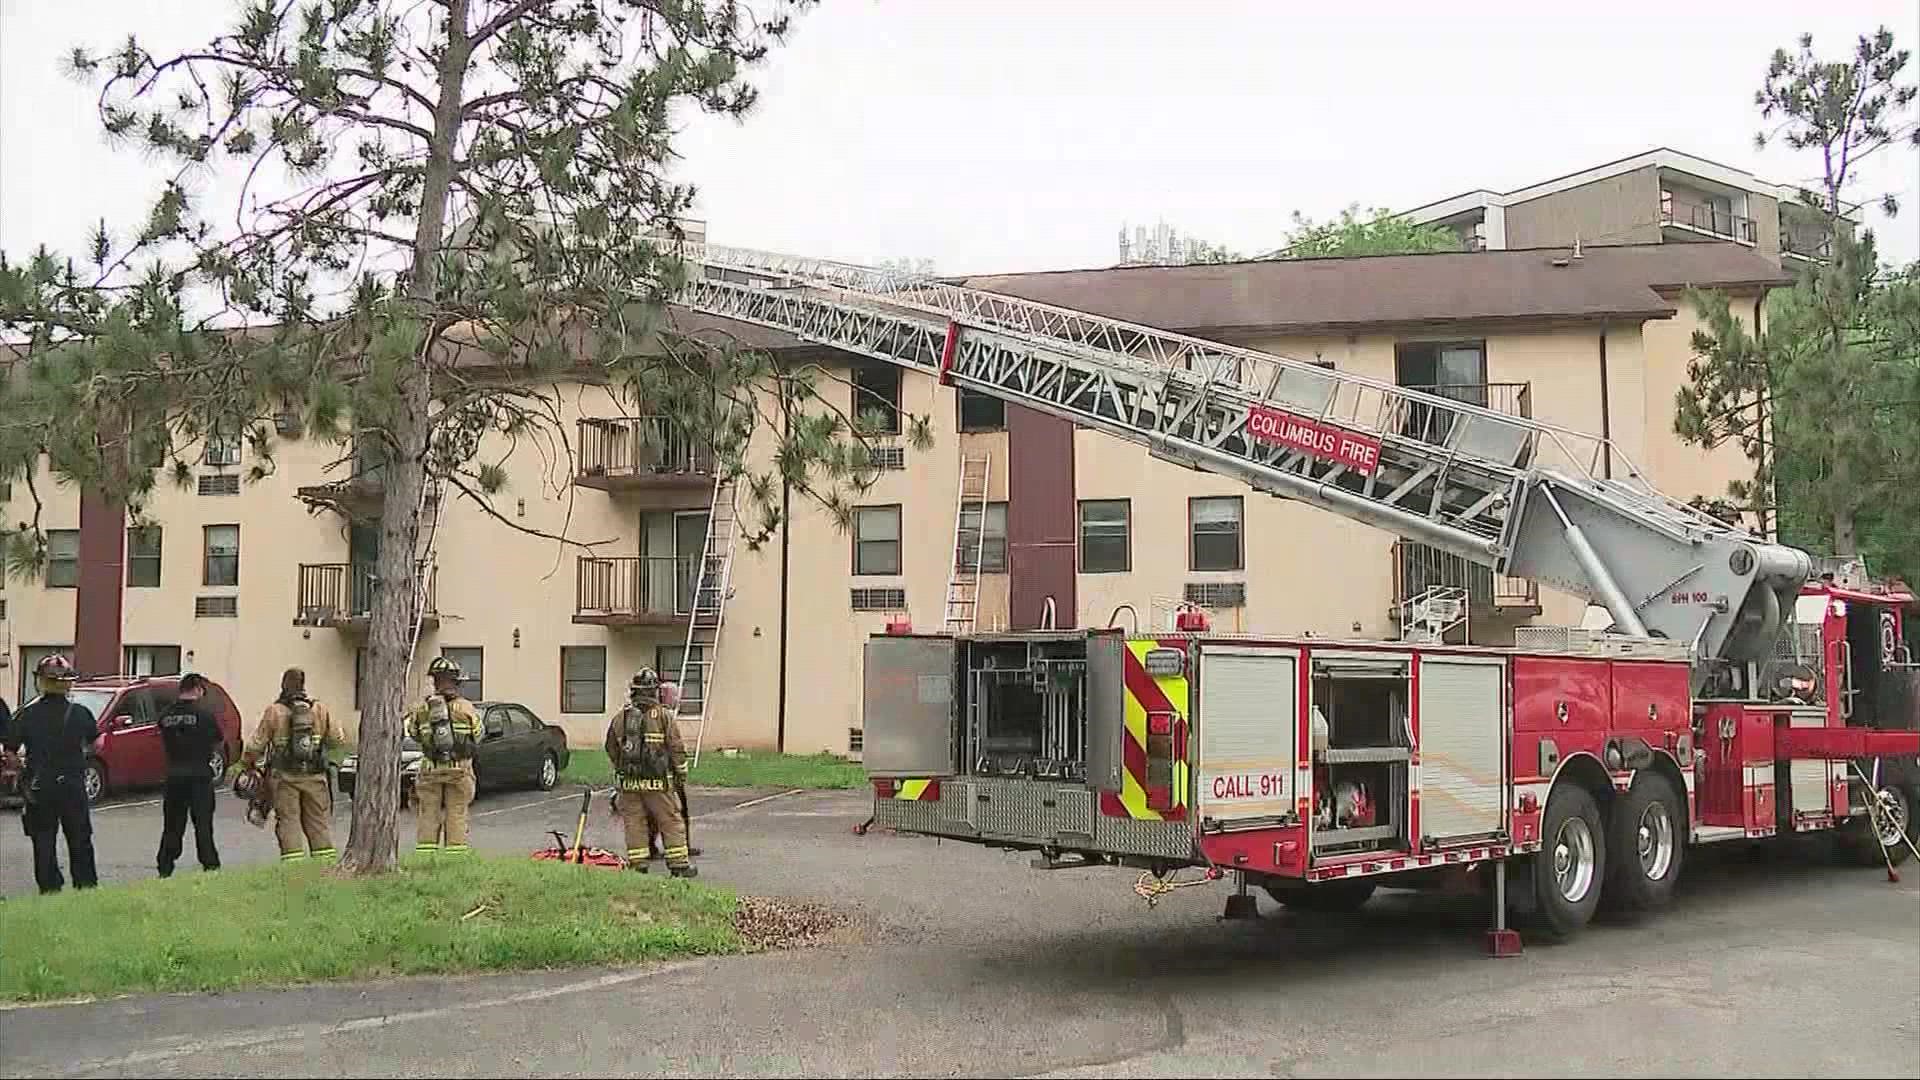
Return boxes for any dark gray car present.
[337,700,570,800]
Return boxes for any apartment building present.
[1,240,1788,756]
[1400,148,1852,268]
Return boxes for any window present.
[959,502,1008,573]
[852,364,902,435]
[204,432,241,467]
[958,389,1005,432]
[442,647,484,700]
[123,645,182,676]
[1078,500,1130,573]
[561,646,606,713]
[853,505,902,576]
[127,527,162,588]
[507,705,542,735]
[656,645,705,716]
[1190,496,1244,571]
[19,645,73,702]
[45,530,79,589]
[203,525,239,586]
[1394,341,1488,401]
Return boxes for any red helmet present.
[33,654,77,681]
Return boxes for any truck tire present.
[1528,782,1606,939]
[1265,880,1376,913]
[1838,781,1916,868]
[1604,773,1685,913]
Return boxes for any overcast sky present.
[4,0,1918,275]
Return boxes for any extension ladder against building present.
[670,243,1812,675]
[680,472,739,767]
[942,453,992,634]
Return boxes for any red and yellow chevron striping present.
[1099,638,1190,821]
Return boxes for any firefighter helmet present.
[427,656,464,682]
[34,654,77,681]
[629,668,660,694]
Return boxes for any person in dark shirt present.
[156,673,222,877]
[3,655,100,893]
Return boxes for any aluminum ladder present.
[679,473,739,767]
[942,453,992,633]
[671,244,1812,677]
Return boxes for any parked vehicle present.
[337,700,569,801]
[3,674,244,806]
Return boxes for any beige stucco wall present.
[0,303,1768,757]
[1504,166,1664,249]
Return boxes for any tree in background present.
[1677,26,1920,583]
[0,0,929,874]
[1274,205,1464,259]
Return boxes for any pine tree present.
[0,0,927,874]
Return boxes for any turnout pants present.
[158,776,220,875]
[620,784,688,869]
[415,763,476,855]
[22,781,97,893]
[272,771,335,861]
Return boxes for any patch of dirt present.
[732,896,856,951]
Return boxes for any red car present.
[8,674,244,805]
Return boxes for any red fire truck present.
[675,245,1920,953]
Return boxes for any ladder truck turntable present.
[673,245,1920,952]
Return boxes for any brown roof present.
[956,242,1791,335]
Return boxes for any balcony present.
[295,459,440,519]
[1781,227,1833,264]
[1660,190,1756,245]
[295,562,439,633]
[573,555,696,628]
[1391,541,1540,623]
[574,417,713,496]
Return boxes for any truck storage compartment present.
[965,637,1091,780]
[1310,652,1414,855]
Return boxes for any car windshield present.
[67,690,116,720]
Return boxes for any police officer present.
[405,656,481,857]
[2,655,100,892]
[605,669,694,877]
[156,673,223,877]
[241,667,340,863]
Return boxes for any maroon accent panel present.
[1006,404,1076,630]
[74,489,126,676]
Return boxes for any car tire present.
[537,752,559,792]
[1604,773,1685,914]
[82,760,108,806]
[1527,782,1606,940]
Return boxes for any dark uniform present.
[4,688,100,893]
[156,676,223,876]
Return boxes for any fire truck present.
[675,245,1920,952]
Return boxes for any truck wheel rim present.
[1877,788,1909,848]
[1554,817,1595,903]
[541,757,557,787]
[1637,801,1674,880]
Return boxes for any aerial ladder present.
[674,244,1812,691]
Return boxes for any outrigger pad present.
[1485,929,1523,958]
[1222,893,1260,920]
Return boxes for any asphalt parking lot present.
[3,786,1918,1078]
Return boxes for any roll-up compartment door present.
[1417,655,1507,842]
[1197,645,1299,822]
[863,636,958,778]
[1086,632,1127,792]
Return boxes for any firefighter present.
[155,673,223,877]
[605,668,694,877]
[405,656,481,857]
[241,667,340,863]
[647,680,701,862]
[4,655,100,892]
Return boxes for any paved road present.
[3,788,1918,1078]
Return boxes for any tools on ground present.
[531,787,624,867]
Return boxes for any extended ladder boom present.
[675,244,1810,682]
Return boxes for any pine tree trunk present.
[338,0,473,876]
[1830,455,1858,558]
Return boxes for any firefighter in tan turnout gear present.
[406,656,482,857]
[605,669,695,877]
[241,668,340,863]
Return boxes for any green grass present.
[560,750,866,791]
[0,857,741,1003]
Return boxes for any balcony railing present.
[573,555,697,626]
[575,417,713,493]
[1781,228,1833,261]
[1660,191,1756,244]
[1395,381,1532,446]
[295,562,438,631]
[1392,541,1539,616]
